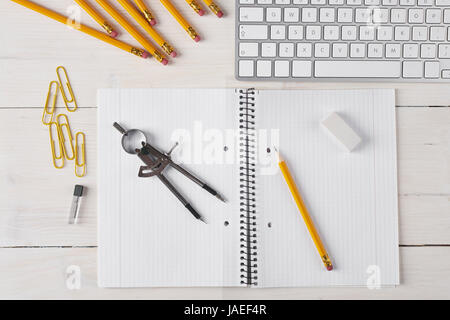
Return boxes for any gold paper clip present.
[42,81,59,125]
[75,132,86,177]
[56,66,77,112]
[56,114,75,160]
[49,122,64,169]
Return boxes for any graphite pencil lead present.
[216,193,226,203]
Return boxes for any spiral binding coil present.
[238,88,258,287]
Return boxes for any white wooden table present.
[0,0,449,299]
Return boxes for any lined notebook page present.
[98,88,241,287]
[255,89,399,287]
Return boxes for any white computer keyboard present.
[236,0,450,81]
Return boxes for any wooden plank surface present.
[1,247,449,299]
[1,0,449,299]
[1,0,450,107]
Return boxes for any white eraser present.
[321,112,362,152]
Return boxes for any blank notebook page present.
[97,88,241,287]
[256,89,399,287]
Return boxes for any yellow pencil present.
[95,0,168,65]
[133,0,157,26]
[117,0,176,57]
[202,0,223,18]
[73,0,118,37]
[185,0,205,16]
[11,0,148,59]
[160,0,200,42]
[275,147,334,271]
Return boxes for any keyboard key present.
[350,43,366,57]
[239,60,254,77]
[333,43,348,57]
[257,60,272,77]
[239,43,259,57]
[391,9,407,23]
[377,26,393,41]
[297,43,312,57]
[315,43,330,57]
[424,61,440,78]
[271,25,286,39]
[288,26,304,40]
[266,7,282,22]
[438,44,450,58]
[373,8,389,23]
[409,9,424,23]
[337,8,353,22]
[342,26,357,40]
[306,26,321,40]
[315,61,401,77]
[324,26,340,40]
[240,7,264,22]
[421,43,436,58]
[360,26,375,41]
[403,43,419,58]
[274,61,290,77]
[442,70,450,78]
[426,9,442,23]
[302,8,318,22]
[412,27,428,41]
[261,42,277,57]
[292,61,312,77]
[355,8,372,23]
[403,61,423,77]
[240,25,268,40]
[395,26,410,41]
[444,9,450,23]
[284,8,300,22]
[386,44,401,58]
[320,8,335,23]
[279,43,295,57]
[368,43,383,58]
[430,27,446,41]
[436,0,450,5]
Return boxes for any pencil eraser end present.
[321,112,362,152]
[216,11,224,18]
[194,36,200,42]
[326,265,333,271]
[161,58,169,65]
[141,51,150,59]
[150,20,156,26]
[170,51,177,58]
[110,31,118,38]
[198,9,205,16]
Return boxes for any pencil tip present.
[199,217,207,224]
[216,194,226,203]
[273,146,282,162]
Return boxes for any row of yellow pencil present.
[10,0,224,65]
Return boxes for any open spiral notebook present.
[98,88,399,288]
